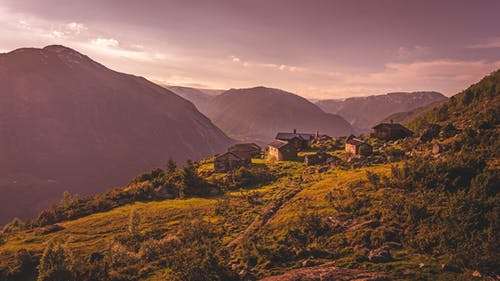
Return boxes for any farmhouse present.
[268,140,297,161]
[345,136,373,156]
[276,129,315,150]
[214,152,251,172]
[372,122,413,141]
[228,143,261,159]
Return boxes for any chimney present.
[293,129,297,134]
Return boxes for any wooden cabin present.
[372,122,413,141]
[228,143,261,159]
[214,152,251,172]
[345,136,373,156]
[268,140,297,161]
[275,129,315,150]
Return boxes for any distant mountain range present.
[0,45,233,224]
[202,87,355,144]
[316,92,447,132]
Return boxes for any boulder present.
[302,259,313,267]
[368,248,392,263]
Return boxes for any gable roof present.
[215,151,244,160]
[229,143,261,152]
[268,139,291,149]
[372,123,413,134]
[346,137,370,146]
[276,132,314,141]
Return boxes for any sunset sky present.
[1,0,500,98]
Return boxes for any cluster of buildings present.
[213,122,413,172]
[268,129,317,161]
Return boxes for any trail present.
[226,179,305,250]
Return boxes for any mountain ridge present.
[0,45,233,224]
[204,86,355,144]
[316,91,447,131]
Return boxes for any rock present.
[402,269,416,276]
[368,248,392,263]
[231,263,240,271]
[441,263,461,273]
[418,263,426,269]
[239,269,248,278]
[302,259,313,267]
[472,271,481,277]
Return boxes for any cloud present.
[468,37,500,49]
[396,45,430,59]
[66,22,87,34]
[91,38,119,48]
[327,59,500,97]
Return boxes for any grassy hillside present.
[0,71,498,281]
[409,69,500,132]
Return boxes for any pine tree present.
[166,157,177,174]
[37,242,73,281]
[128,209,141,238]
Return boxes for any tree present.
[37,242,73,281]
[166,157,177,174]
[128,209,141,238]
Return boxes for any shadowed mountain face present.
[204,87,354,144]
[0,45,233,224]
[316,92,447,132]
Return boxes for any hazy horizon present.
[1,0,500,99]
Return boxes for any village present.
[207,121,427,174]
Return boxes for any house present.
[345,136,373,156]
[276,129,315,150]
[268,140,297,161]
[214,152,251,172]
[228,143,261,159]
[372,122,413,141]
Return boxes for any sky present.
[1,0,500,99]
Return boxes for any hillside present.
[409,69,500,132]
[316,92,447,132]
[205,87,354,144]
[381,100,446,124]
[0,69,498,281]
[165,85,221,115]
[0,45,233,225]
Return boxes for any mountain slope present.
[0,69,498,281]
[0,45,233,224]
[205,87,354,143]
[410,69,500,131]
[316,91,447,131]
[381,100,446,124]
[165,85,220,115]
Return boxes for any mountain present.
[410,69,500,131]
[0,70,498,281]
[0,45,233,224]
[381,100,446,124]
[316,91,447,132]
[165,85,220,115]
[204,87,354,144]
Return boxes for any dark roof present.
[346,137,369,146]
[268,140,291,149]
[229,143,261,152]
[215,151,244,160]
[372,123,413,134]
[276,132,314,140]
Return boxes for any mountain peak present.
[43,44,75,52]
